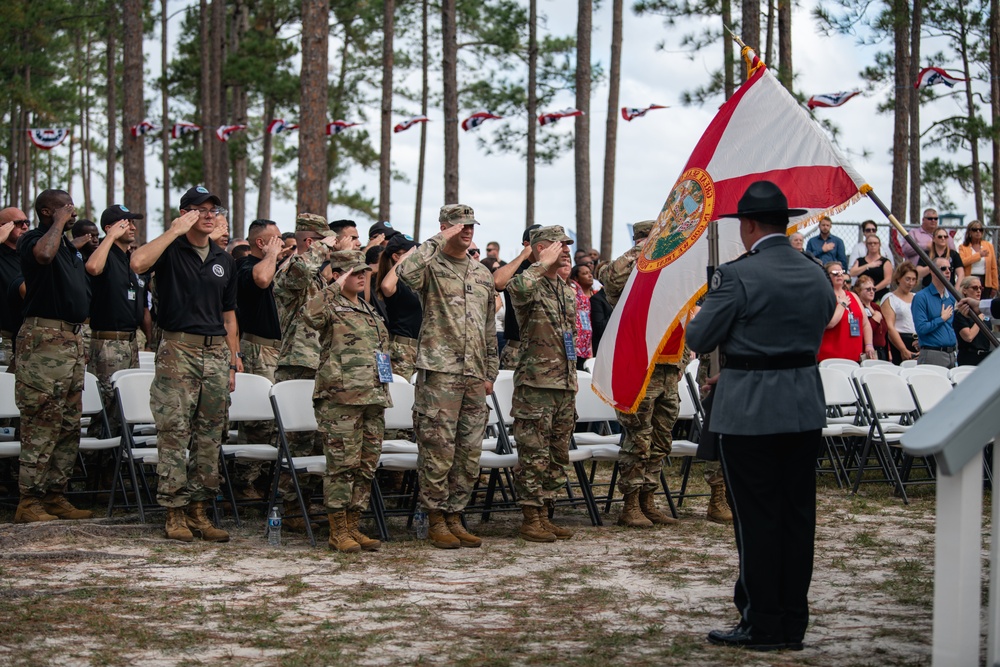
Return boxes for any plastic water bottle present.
[268,506,282,546]
[413,509,428,539]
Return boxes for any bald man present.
[0,208,29,366]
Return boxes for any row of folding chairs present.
[820,357,976,384]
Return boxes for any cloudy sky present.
[117,1,985,261]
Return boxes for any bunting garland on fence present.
[216,124,248,142]
[538,108,584,126]
[27,128,70,150]
[267,119,299,135]
[171,122,201,139]
[130,120,160,137]
[394,115,429,133]
[326,120,360,135]
[806,90,861,110]
[621,104,668,121]
[914,66,967,89]
[461,110,503,131]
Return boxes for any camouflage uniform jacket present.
[300,282,392,407]
[396,232,499,382]
[507,265,577,391]
[599,244,642,307]
[274,242,329,370]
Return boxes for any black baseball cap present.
[369,220,400,241]
[100,204,144,229]
[385,234,418,255]
[180,185,222,210]
[522,224,542,244]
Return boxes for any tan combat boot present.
[327,512,362,553]
[347,509,381,552]
[639,490,678,525]
[41,492,94,520]
[164,507,194,542]
[13,496,58,523]
[618,490,654,528]
[518,505,557,543]
[707,474,734,524]
[538,502,574,540]
[445,512,482,548]
[428,509,461,549]
[185,501,230,542]
[282,500,319,533]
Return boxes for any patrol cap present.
[385,233,418,255]
[522,224,542,244]
[529,225,573,246]
[439,204,479,226]
[369,220,401,240]
[100,204,144,229]
[328,250,371,273]
[179,185,221,210]
[295,213,334,237]
[632,220,655,240]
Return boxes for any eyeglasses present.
[970,227,984,232]
[925,216,939,221]
[9,219,29,227]
[829,270,845,276]
[861,286,875,292]
[937,267,952,273]
[968,285,983,291]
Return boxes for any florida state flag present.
[592,48,868,412]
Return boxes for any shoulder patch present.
[710,270,723,291]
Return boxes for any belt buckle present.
[204,335,215,347]
[72,324,82,335]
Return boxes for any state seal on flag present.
[637,167,715,273]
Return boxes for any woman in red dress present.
[819,262,876,362]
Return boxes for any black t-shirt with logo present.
[235,254,281,340]
[90,244,145,332]
[152,235,236,336]
[18,226,90,324]
[0,244,22,333]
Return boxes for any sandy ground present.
[0,479,947,667]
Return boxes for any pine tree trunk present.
[442,0,459,203]
[525,0,538,229]
[161,0,170,231]
[210,0,229,209]
[83,35,94,220]
[991,0,1000,226]
[907,0,921,226]
[599,0,622,260]
[297,0,330,215]
[257,97,274,220]
[574,0,592,251]
[229,0,249,237]
[890,0,910,224]
[123,0,147,241]
[379,0,395,222]
[722,0,734,99]
[413,0,429,238]
[741,0,760,52]
[764,0,774,63]
[959,15,984,221]
[106,3,118,208]
[777,0,791,89]
[199,0,214,194]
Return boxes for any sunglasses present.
[9,219,29,227]
[829,270,845,276]
[935,235,949,240]
[863,228,876,233]
[925,216,939,221]
[968,285,983,291]
[861,286,875,291]
[468,249,480,257]
[970,227,984,232]
[937,267,952,272]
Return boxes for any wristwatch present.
[229,364,239,371]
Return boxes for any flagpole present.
[864,188,999,348]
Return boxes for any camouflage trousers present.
[389,336,417,382]
[14,321,85,497]
[87,336,139,437]
[413,370,489,513]
[274,365,321,502]
[317,400,383,512]
[499,340,521,371]
[616,362,680,495]
[150,339,229,508]
[512,386,574,508]
[689,353,721,481]
[0,333,13,367]
[232,340,279,488]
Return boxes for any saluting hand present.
[209,217,229,242]
[169,210,200,235]
[335,267,355,288]
[538,240,563,269]
[440,223,466,241]
[107,220,131,241]
[53,204,77,227]
[0,221,15,245]
[263,235,283,258]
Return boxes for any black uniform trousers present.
[717,429,821,643]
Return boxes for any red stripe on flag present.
[713,166,861,216]
[609,271,656,403]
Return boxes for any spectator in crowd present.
[397,204,498,549]
[853,275,888,361]
[903,208,955,266]
[377,234,422,381]
[0,208,29,365]
[231,245,251,261]
[507,226,578,542]
[226,238,249,255]
[494,224,541,370]
[280,231,297,260]
[480,256,499,272]
[302,250,390,553]
[789,232,807,255]
[71,218,101,259]
[366,220,399,247]
[589,261,613,355]
[881,261,920,365]
[13,189,92,524]
[954,276,992,366]
[917,227,963,288]
[911,256,958,368]
[131,185,239,542]
[232,218,284,500]
[468,242,480,260]
[486,241,500,259]
[805,217,847,269]
[85,205,148,438]
[211,214,230,249]
[494,282,506,355]
[849,234,892,301]
[847,220,885,268]
[574,249,589,265]
[958,220,997,299]
[819,262,875,362]
[587,248,600,264]
[568,263,595,371]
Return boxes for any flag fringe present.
[786,189,866,236]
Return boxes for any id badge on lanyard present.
[848,312,861,337]
[375,352,394,383]
[562,331,577,360]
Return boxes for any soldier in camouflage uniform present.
[493,224,541,371]
[397,204,499,549]
[301,250,392,553]
[13,189,93,523]
[507,226,579,543]
[131,186,240,543]
[599,220,681,528]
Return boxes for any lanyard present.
[544,276,570,330]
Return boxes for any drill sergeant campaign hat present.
[327,250,371,273]
[295,213,335,238]
[529,225,573,246]
[439,204,480,226]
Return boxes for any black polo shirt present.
[384,281,422,339]
[235,255,281,340]
[502,259,532,342]
[153,235,236,336]
[0,244,22,333]
[90,244,144,332]
[18,226,90,324]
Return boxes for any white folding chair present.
[906,373,953,415]
[900,365,951,379]
[0,373,21,462]
[860,358,894,367]
[900,359,919,368]
[949,365,976,384]
[138,350,156,370]
[110,371,160,522]
[572,375,622,448]
[583,357,596,374]
[78,372,123,515]
[222,373,279,521]
[820,358,859,368]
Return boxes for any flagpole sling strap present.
[864,188,999,349]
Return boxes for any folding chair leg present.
[480,468,499,523]
[604,462,620,513]
[106,448,124,518]
[851,435,875,496]
[659,470,679,519]
[676,457,693,507]
[369,479,390,542]
[573,460,602,526]
[217,453,242,528]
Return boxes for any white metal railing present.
[901,350,1000,666]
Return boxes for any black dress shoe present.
[707,624,788,652]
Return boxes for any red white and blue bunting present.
[27,128,70,150]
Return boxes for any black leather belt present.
[721,353,817,371]
[921,346,956,353]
